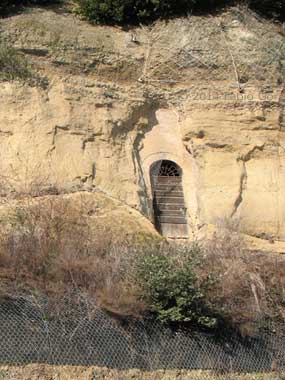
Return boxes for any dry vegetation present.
[0,39,31,81]
[0,364,281,380]
[0,37,48,86]
[0,6,283,88]
[0,195,145,316]
[0,193,284,335]
[203,220,285,335]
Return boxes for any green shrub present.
[0,0,283,23]
[74,0,128,24]
[0,0,59,16]
[74,0,206,24]
[74,0,284,24]
[74,0,197,24]
[0,40,48,87]
[248,0,284,21]
[0,42,32,81]
[134,243,217,327]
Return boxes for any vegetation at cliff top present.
[0,40,31,81]
[0,39,48,87]
[0,0,284,24]
[74,0,284,24]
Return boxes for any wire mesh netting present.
[1,5,283,94]
[137,9,285,88]
[0,293,285,378]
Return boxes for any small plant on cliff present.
[0,41,32,81]
[134,243,217,328]
[0,40,48,87]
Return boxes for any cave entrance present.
[150,160,188,238]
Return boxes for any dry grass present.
[0,39,48,87]
[0,364,281,380]
[0,195,284,333]
[0,195,144,316]
[202,219,285,335]
[0,40,31,81]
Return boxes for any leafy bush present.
[248,0,284,21]
[74,0,284,24]
[74,0,216,24]
[134,243,217,328]
[0,0,59,16]
[0,0,283,23]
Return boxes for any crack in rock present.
[231,161,247,217]
[0,130,13,136]
[205,142,228,149]
[231,144,265,217]
[239,144,265,162]
[52,125,70,145]
[82,133,102,150]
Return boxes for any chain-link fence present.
[0,293,285,378]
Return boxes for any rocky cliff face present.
[0,6,284,249]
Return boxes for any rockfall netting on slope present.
[133,7,285,91]
[1,6,284,91]
[0,292,285,378]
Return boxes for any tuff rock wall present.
[0,7,284,248]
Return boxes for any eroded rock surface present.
[0,7,284,248]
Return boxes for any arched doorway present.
[150,160,188,238]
